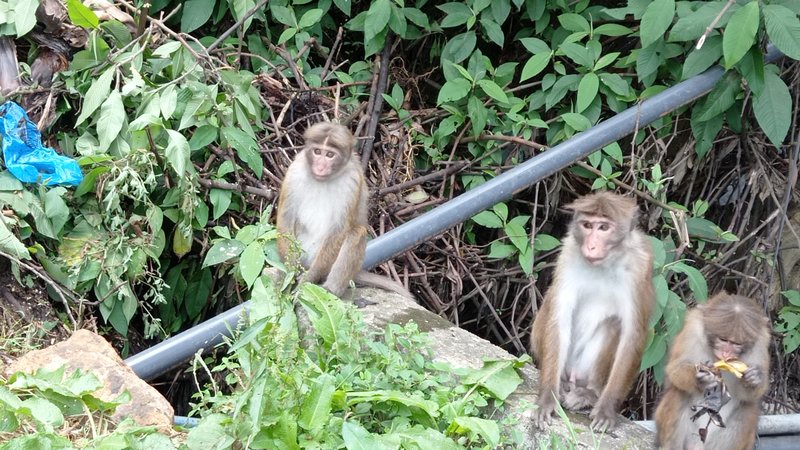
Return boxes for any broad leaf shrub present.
[184,281,525,449]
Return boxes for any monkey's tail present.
[354,271,415,300]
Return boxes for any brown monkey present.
[655,292,770,450]
[276,122,411,299]
[530,191,655,431]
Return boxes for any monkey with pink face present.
[277,122,411,299]
[530,191,655,431]
[655,292,770,450]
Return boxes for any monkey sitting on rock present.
[276,121,412,300]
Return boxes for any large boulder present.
[6,329,173,430]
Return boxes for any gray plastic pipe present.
[125,46,784,381]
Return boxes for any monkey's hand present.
[590,402,618,432]
[741,366,764,389]
[695,367,719,390]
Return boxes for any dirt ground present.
[0,257,72,375]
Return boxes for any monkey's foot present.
[562,387,597,411]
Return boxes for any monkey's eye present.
[326,151,335,158]
[598,223,610,231]
[313,148,322,155]
[581,221,592,230]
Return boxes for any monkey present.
[276,121,412,300]
[654,292,770,450]
[529,191,655,431]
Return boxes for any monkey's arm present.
[663,312,709,394]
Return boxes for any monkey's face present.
[306,145,344,181]
[711,337,744,361]
[574,214,618,265]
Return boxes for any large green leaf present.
[76,68,114,126]
[764,5,800,60]
[477,79,508,103]
[0,219,30,260]
[13,0,39,36]
[640,0,675,48]
[202,239,245,267]
[723,1,758,69]
[365,0,391,41]
[437,79,471,104]
[695,72,739,122]
[97,90,125,149]
[520,53,550,81]
[239,241,265,288]
[180,0,215,32]
[576,72,599,113]
[66,0,99,29]
[753,70,791,148]
[165,130,191,176]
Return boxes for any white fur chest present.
[286,163,355,264]
[554,249,638,377]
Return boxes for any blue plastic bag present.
[0,101,83,186]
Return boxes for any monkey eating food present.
[654,292,770,450]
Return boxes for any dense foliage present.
[0,0,798,430]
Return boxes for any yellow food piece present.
[713,359,748,378]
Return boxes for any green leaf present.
[441,31,476,64]
[576,72,599,113]
[298,373,335,432]
[180,0,214,32]
[67,0,99,29]
[342,421,395,450]
[533,234,560,252]
[640,0,675,48]
[270,5,296,26]
[723,1,759,69]
[438,2,472,28]
[222,127,263,178]
[669,2,729,42]
[209,189,232,221]
[682,35,722,79]
[504,221,528,253]
[593,23,632,36]
[97,90,125,149]
[0,219,30,260]
[472,211,503,228]
[599,72,632,97]
[239,241,265,288]
[640,334,667,370]
[365,0,391,41]
[695,72,739,122]
[76,68,114,126]
[452,416,500,447]
[488,242,515,259]
[559,42,594,68]
[298,9,324,28]
[165,130,191,176]
[437,78,471,104]
[477,79,508,103]
[561,112,591,131]
[160,85,178,120]
[557,13,590,33]
[202,239,245,267]
[594,52,619,71]
[20,397,64,429]
[671,262,708,302]
[764,5,800,60]
[333,0,351,15]
[189,125,218,151]
[480,18,504,47]
[13,0,39,36]
[520,52,551,81]
[753,71,792,148]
